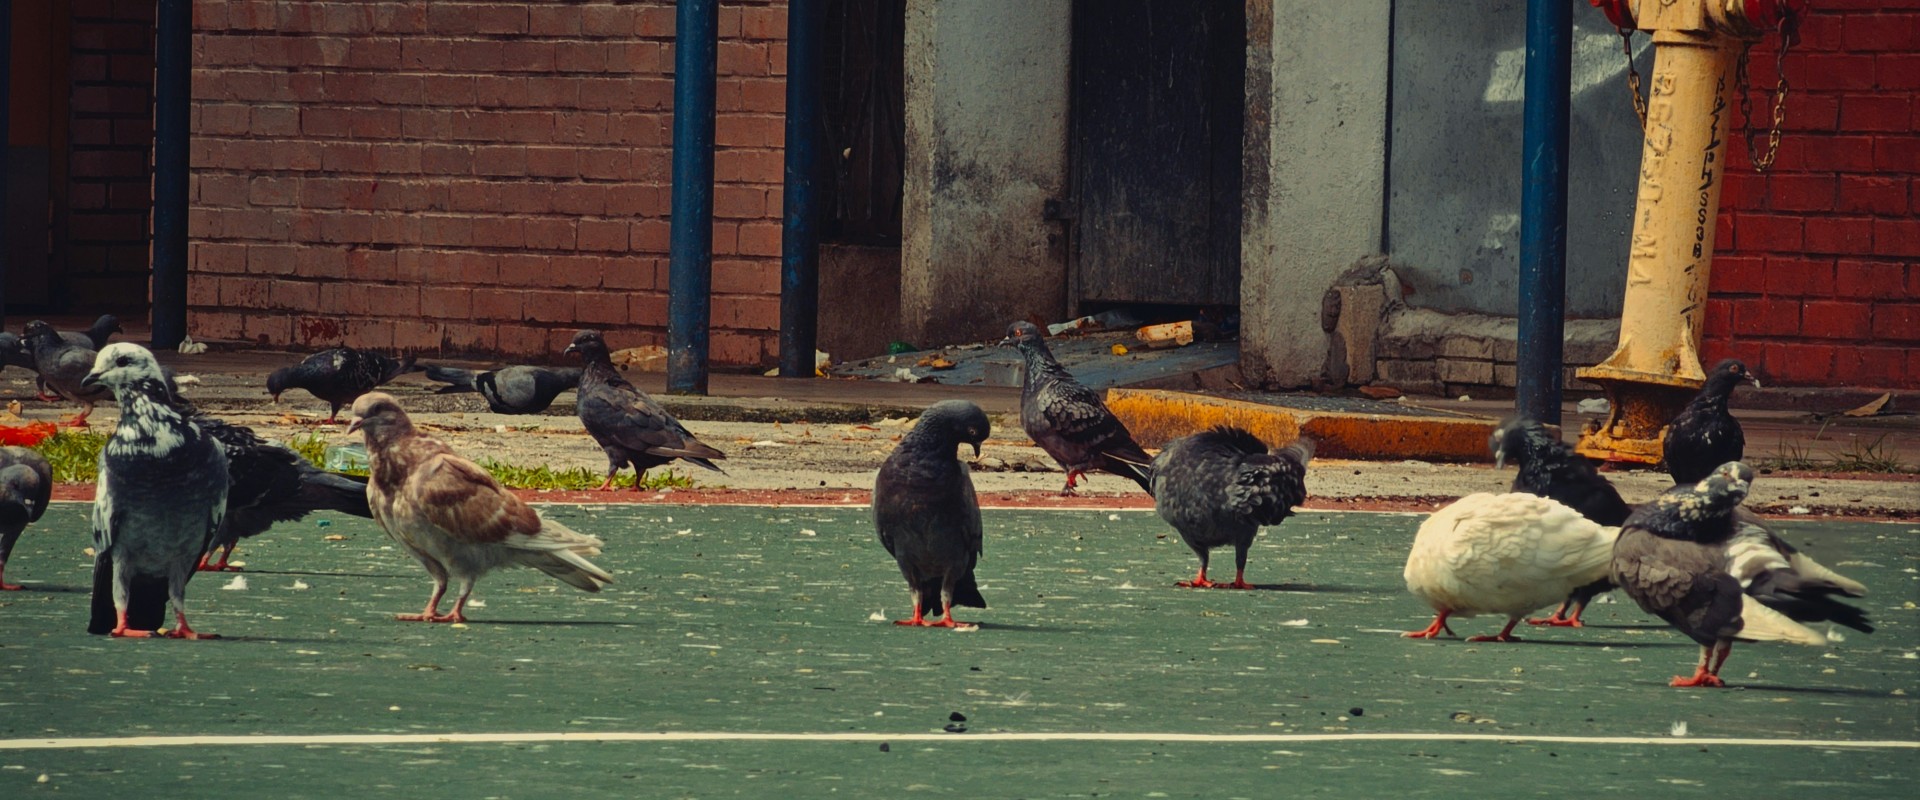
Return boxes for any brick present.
[628,292,669,326]
[1839,94,1911,132]
[1732,214,1802,252]
[1761,342,1837,386]
[1841,13,1919,51]
[420,286,473,319]
[1836,175,1908,215]
[523,290,577,323]
[1880,54,1920,90]
[472,288,525,321]
[1874,136,1920,172]
[1763,256,1834,298]
[577,220,631,252]
[1766,174,1834,212]
[1873,303,1920,342]
[1833,346,1908,388]
[1835,260,1907,299]
[1731,298,1800,336]
[574,291,630,326]
[1800,300,1874,339]
[1801,216,1873,254]
[1876,218,1920,257]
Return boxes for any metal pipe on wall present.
[150,0,191,349]
[1516,0,1572,426]
[777,0,823,379]
[667,0,720,395]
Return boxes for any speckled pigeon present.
[1612,462,1837,687]
[22,319,111,425]
[873,400,991,628]
[1000,321,1154,495]
[268,347,419,423]
[0,447,53,591]
[351,392,612,622]
[1151,426,1310,589]
[81,343,228,638]
[1662,359,1760,485]
[565,330,725,489]
[1489,417,1632,626]
[424,363,583,415]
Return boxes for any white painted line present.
[3,731,1915,751]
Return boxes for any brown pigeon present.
[349,392,612,623]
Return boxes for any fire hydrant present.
[1574,0,1803,464]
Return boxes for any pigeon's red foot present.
[196,553,239,572]
[1403,611,1455,639]
[394,612,464,623]
[596,477,619,491]
[109,626,157,638]
[1176,577,1222,589]
[1526,614,1582,627]
[1218,576,1255,590]
[922,617,978,629]
[1465,632,1523,643]
[63,416,91,429]
[163,627,218,640]
[1669,668,1726,688]
[0,582,22,591]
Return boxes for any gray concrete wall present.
[900,0,1072,348]
[1240,0,1393,388]
[1386,0,1650,318]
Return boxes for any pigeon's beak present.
[970,442,982,458]
[346,417,364,435]
[996,335,1016,347]
[1747,374,1762,389]
[1493,449,1506,470]
[80,372,102,389]
[563,344,579,355]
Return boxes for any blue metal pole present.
[778,0,823,378]
[667,0,719,395]
[1517,0,1571,425]
[151,0,192,349]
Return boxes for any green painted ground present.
[1,504,1915,798]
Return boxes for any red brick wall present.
[1705,3,1920,389]
[69,0,158,308]
[187,1,789,364]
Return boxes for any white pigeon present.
[350,392,611,623]
[1402,492,1618,642]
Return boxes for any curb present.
[1106,389,1498,462]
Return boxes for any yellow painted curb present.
[1107,389,1496,462]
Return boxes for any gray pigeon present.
[22,319,110,425]
[1151,427,1311,589]
[268,346,419,423]
[0,447,53,591]
[1000,321,1154,495]
[564,330,725,489]
[424,363,583,415]
[873,400,991,628]
[1611,462,1836,688]
[58,314,124,350]
[81,343,228,638]
[0,332,35,372]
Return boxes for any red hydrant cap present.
[1741,0,1807,30]
[1588,0,1635,30]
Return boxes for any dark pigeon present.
[873,400,991,628]
[268,347,419,423]
[1611,462,1839,688]
[564,330,725,489]
[1490,417,1633,626]
[187,404,373,572]
[424,363,583,415]
[1151,426,1311,589]
[1663,359,1760,485]
[0,447,53,591]
[22,320,111,425]
[57,314,123,351]
[81,343,228,638]
[0,332,35,372]
[1000,321,1154,495]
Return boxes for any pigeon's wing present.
[0,447,53,522]
[960,461,983,558]
[1034,377,1124,445]
[580,384,725,463]
[1613,529,1743,644]
[404,451,541,544]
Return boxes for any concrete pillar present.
[1240,1,1393,387]
[901,0,1071,348]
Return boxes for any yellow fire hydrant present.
[1575,0,1802,464]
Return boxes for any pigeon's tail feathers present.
[506,516,614,592]
[655,440,728,474]
[1736,595,1832,646]
[391,355,423,379]
[1785,550,1868,598]
[423,364,479,393]
[298,468,373,518]
[1229,453,1310,527]
[1110,457,1155,495]
[1206,425,1271,456]
[1280,437,1315,467]
[917,570,986,611]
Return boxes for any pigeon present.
[873,399,991,628]
[0,447,53,590]
[268,347,420,423]
[1662,359,1760,485]
[80,343,228,638]
[188,408,373,571]
[1611,462,1837,688]
[351,392,612,622]
[1000,320,1154,495]
[22,320,111,425]
[565,330,725,489]
[1490,417,1633,626]
[1150,426,1311,589]
[1402,492,1619,642]
[0,332,35,372]
[58,314,124,350]
[423,363,583,415]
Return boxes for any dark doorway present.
[1068,0,1244,312]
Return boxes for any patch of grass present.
[29,430,108,483]
[1757,439,1821,472]
[1828,434,1911,474]
[471,459,696,491]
